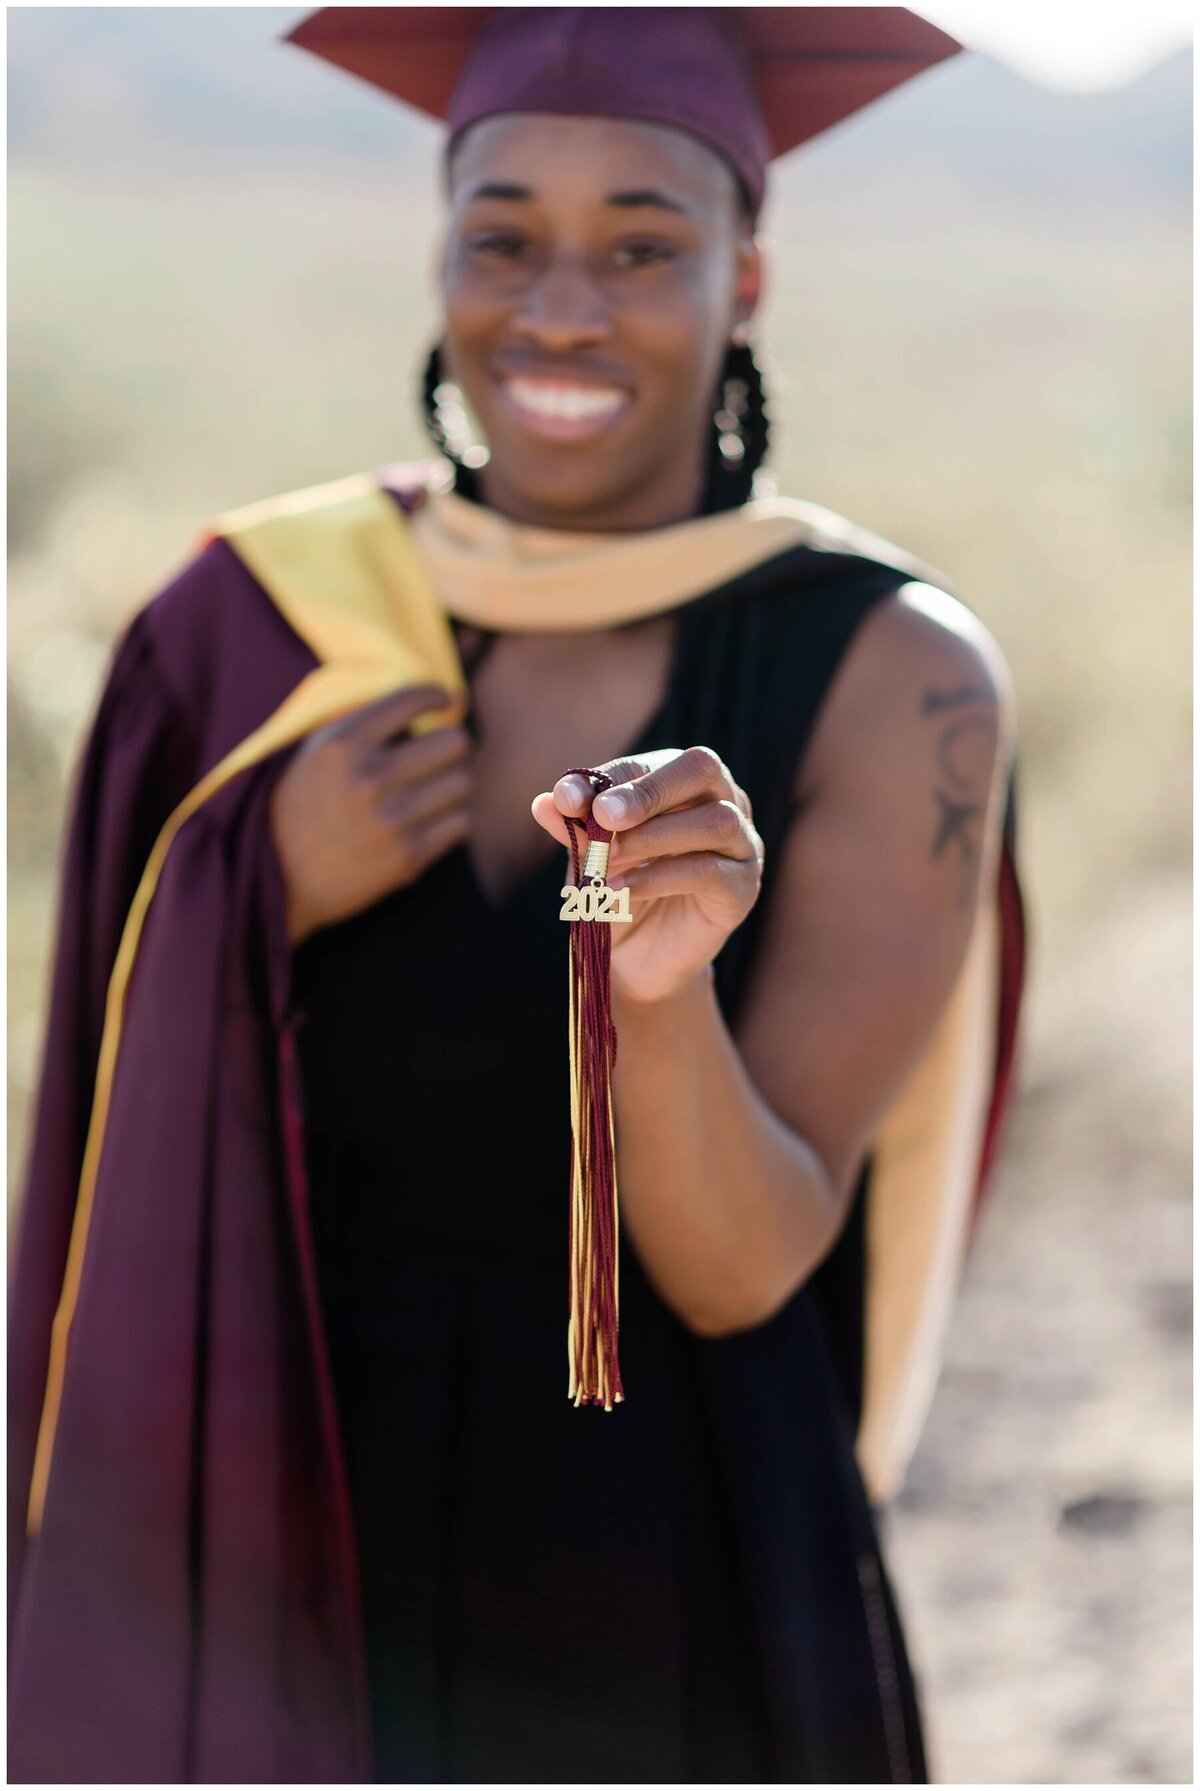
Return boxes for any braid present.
[419,336,771,514]
[419,339,452,461]
[701,340,772,514]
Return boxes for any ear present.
[732,229,765,339]
[430,228,450,305]
[431,252,461,387]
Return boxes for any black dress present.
[294,539,930,1784]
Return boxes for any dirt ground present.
[884,869,1191,1784]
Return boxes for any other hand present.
[271,685,473,944]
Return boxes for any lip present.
[492,372,634,444]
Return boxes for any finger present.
[610,850,760,905]
[590,746,736,833]
[552,749,673,816]
[401,805,473,880]
[531,791,574,848]
[322,684,462,752]
[369,721,472,788]
[384,764,474,829]
[552,772,596,814]
[608,799,758,869]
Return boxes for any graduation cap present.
[284,6,963,219]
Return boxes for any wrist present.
[612,961,715,1022]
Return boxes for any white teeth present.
[506,378,626,422]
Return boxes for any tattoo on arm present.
[932,790,984,862]
[937,715,998,791]
[921,683,998,909]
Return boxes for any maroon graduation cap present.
[284,6,963,218]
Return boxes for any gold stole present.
[26,466,1002,1533]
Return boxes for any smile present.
[498,376,632,441]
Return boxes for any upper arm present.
[732,582,1016,1207]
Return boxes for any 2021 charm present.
[559,838,633,923]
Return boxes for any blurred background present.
[8,6,1191,1781]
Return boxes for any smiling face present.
[439,113,762,532]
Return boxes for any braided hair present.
[703,340,771,512]
[419,339,771,515]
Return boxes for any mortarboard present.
[284,6,963,219]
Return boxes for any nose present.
[511,256,611,352]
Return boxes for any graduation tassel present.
[559,769,633,1410]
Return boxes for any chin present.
[485,447,650,528]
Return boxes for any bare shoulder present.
[797,580,1016,804]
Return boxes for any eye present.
[612,239,678,270]
[467,231,529,261]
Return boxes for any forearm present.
[611,965,841,1337]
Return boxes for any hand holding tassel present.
[531,745,765,1008]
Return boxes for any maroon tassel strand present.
[560,769,626,1410]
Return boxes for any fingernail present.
[594,792,626,825]
[558,774,590,805]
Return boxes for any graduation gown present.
[8,470,1026,1783]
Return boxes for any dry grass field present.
[8,17,1191,1781]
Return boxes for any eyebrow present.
[605,187,693,216]
[464,180,534,203]
[463,180,693,216]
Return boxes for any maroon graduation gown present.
[8,538,374,1782]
